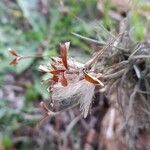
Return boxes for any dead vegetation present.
[1,0,150,150]
[97,31,150,150]
[37,25,150,149]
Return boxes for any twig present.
[84,37,117,69]
[96,22,116,39]
[22,54,50,59]
[71,32,106,46]
[106,108,115,139]
[72,32,128,54]
[129,55,150,59]
[102,69,125,80]
[137,90,150,94]
[126,85,138,124]
[117,68,129,119]
[128,43,141,58]
[102,61,128,72]
[64,115,81,137]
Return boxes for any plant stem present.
[129,55,150,59]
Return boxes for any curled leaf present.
[9,57,22,65]
[8,48,18,57]
[60,42,70,69]
[83,70,104,86]
[9,48,22,65]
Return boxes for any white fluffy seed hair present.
[51,79,95,118]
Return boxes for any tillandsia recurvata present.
[9,42,104,122]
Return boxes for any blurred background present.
[0,0,149,149]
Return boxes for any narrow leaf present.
[9,58,18,65]
[83,70,104,86]
[60,42,70,69]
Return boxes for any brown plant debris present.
[9,30,150,150]
[39,31,150,149]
